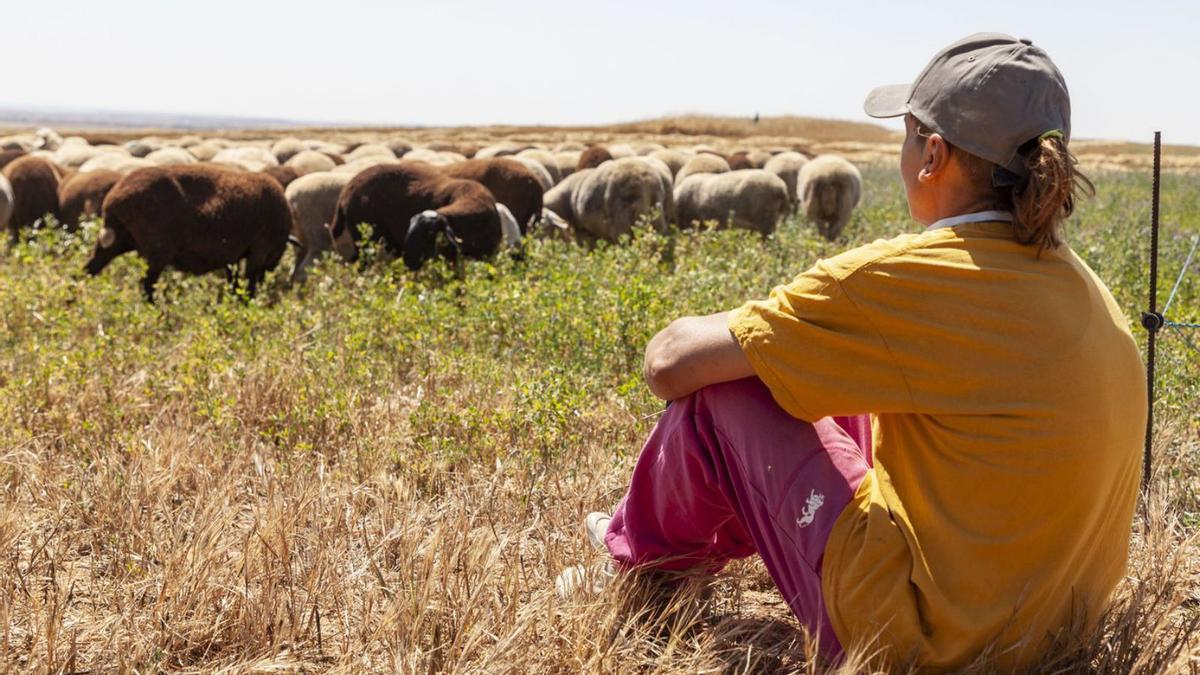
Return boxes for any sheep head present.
[403,210,459,271]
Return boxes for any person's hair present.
[917,121,1095,253]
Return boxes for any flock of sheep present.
[0,127,863,300]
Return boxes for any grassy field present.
[1,163,1198,672]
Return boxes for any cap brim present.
[864,83,911,118]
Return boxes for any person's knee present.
[691,376,779,416]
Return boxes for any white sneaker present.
[554,561,615,598]
[555,511,616,599]
[585,512,611,551]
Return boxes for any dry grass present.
[2,366,1198,672]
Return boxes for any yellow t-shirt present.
[728,221,1146,669]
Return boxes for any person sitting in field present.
[558,33,1147,670]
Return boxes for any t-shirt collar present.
[925,210,1013,232]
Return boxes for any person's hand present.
[643,312,754,401]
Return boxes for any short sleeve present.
[728,261,913,422]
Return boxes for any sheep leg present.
[141,263,165,304]
[290,245,313,285]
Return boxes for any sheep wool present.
[764,151,811,208]
[798,154,862,241]
[284,171,353,284]
[672,169,789,235]
[674,153,731,187]
[85,164,292,301]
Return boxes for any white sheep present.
[35,128,63,151]
[543,157,670,242]
[271,138,309,163]
[649,149,692,179]
[284,171,353,283]
[212,147,279,172]
[551,151,581,180]
[516,148,562,184]
[496,202,523,249]
[331,155,400,176]
[799,155,862,241]
[764,151,810,208]
[512,156,554,192]
[607,143,637,159]
[0,174,13,233]
[345,144,395,162]
[674,153,731,187]
[673,169,790,235]
[285,150,337,176]
[474,143,524,159]
[144,147,198,166]
[78,154,155,175]
[187,142,223,162]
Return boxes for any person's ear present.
[918,134,950,184]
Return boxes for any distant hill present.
[0,106,324,131]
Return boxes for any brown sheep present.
[577,146,613,171]
[2,156,66,241]
[0,149,26,172]
[727,152,754,171]
[84,164,292,301]
[328,162,501,271]
[262,165,301,190]
[58,169,122,227]
[441,158,543,234]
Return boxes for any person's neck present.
[919,189,998,227]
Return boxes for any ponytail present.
[1007,134,1094,253]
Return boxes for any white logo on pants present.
[797,490,825,528]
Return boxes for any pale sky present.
[7,0,1199,144]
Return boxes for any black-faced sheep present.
[764,151,810,209]
[442,158,543,234]
[84,164,292,301]
[328,162,501,271]
[577,146,613,171]
[674,153,731,187]
[799,155,862,241]
[284,171,352,284]
[672,170,789,235]
[58,169,122,227]
[543,157,670,243]
[2,155,66,241]
[284,150,337,176]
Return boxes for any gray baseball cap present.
[864,33,1070,177]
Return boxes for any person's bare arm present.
[643,311,755,401]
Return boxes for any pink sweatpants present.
[605,377,872,658]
